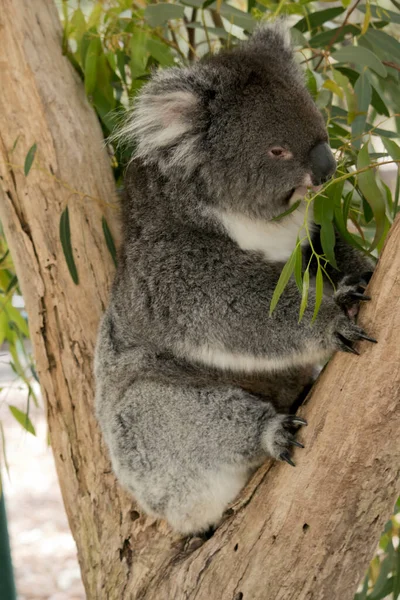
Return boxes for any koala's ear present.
[114,68,206,171]
[246,20,294,60]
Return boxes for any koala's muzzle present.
[309,142,337,185]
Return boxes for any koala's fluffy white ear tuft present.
[113,68,202,171]
[247,19,293,56]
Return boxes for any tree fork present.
[0,2,399,599]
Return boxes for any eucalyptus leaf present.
[332,46,387,78]
[102,217,118,268]
[145,4,185,27]
[24,143,37,176]
[295,7,345,33]
[9,405,36,436]
[59,207,79,285]
[269,250,296,315]
[357,144,386,251]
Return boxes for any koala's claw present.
[283,415,308,428]
[336,332,360,355]
[280,451,296,467]
[357,332,377,343]
[347,292,371,302]
[265,414,306,465]
[289,438,304,449]
[334,325,377,356]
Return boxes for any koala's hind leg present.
[100,379,306,535]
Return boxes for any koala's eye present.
[268,147,292,159]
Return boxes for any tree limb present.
[0,2,399,599]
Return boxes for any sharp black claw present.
[280,451,295,467]
[289,439,304,449]
[336,333,360,355]
[357,332,377,343]
[349,292,371,302]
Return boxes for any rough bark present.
[0,2,399,599]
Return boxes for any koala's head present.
[119,21,336,219]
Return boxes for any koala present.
[95,22,375,535]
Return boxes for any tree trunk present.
[0,2,399,599]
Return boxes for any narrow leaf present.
[352,73,372,150]
[312,265,324,322]
[269,251,296,315]
[299,268,310,323]
[24,143,37,176]
[102,217,118,268]
[59,207,79,285]
[357,144,386,251]
[295,7,345,33]
[294,243,303,294]
[9,405,36,436]
[332,46,387,78]
[84,37,101,96]
[145,4,185,27]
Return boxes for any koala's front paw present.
[332,314,377,355]
[334,272,373,319]
[263,415,307,467]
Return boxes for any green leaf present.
[332,46,387,78]
[294,243,303,294]
[130,28,148,80]
[269,250,296,315]
[352,72,372,150]
[145,3,185,27]
[335,66,390,116]
[87,2,103,29]
[69,8,87,48]
[306,69,318,99]
[312,264,323,322]
[6,305,29,338]
[299,268,310,323]
[84,37,102,96]
[313,195,337,267]
[309,25,358,49]
[365,29,400,63]
[382,138,400,163]
[357,143,386,251]
[295,7,345,33]
[218,4,256,31]
[147,38,175,66]
[59,207,79,285]
[272,200,301,221]
[9,405,36,436]
[24,143,37,176]
[102,217,118,268]
[359,4,400,25]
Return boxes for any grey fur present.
[95,23,374,534]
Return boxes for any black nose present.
[309,142,336,185]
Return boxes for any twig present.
[184,8,197,62]
[314,0,363,70]
[382,60,400,73]
[210,8,227,48]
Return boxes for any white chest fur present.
[215,203,311,262]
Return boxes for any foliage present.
[2,0,400,596]
[0,223,39,481]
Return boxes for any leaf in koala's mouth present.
[273,199,301,221]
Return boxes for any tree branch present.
[315,0,363,70]
[0,2,399,599]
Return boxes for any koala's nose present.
[309,142,337,185]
